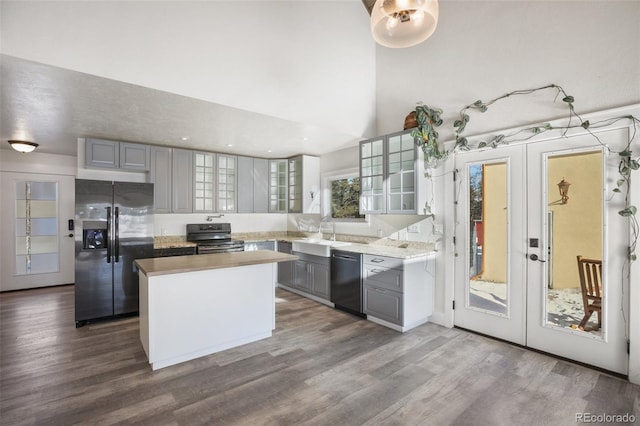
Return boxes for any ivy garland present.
[412,84,639,261]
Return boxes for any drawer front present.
[363,284,402,325]
[364,265,403,292]
[363,254,403,270]
[153,246,197,257]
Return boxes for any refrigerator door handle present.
[114,206,120,263]
[106,206,112,263]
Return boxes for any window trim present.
[321,167,369,224]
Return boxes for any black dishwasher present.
[330,250,364,317]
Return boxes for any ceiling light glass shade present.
[371,0,439,48]
[8,140,39,153]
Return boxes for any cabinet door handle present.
[370,258,385,263]
[375,288,388,294]
[370,269,385,274]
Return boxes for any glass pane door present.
[15,180,59,275]
[217,154,236,212]
[360,138,385,214]
[526,128,628,375]
[467,162,508,315]
[387,132,416,213]
[544,151,603,334]
[454,146,526,345]
[194,152,215,212]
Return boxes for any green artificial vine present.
[411,104,446,167]
[411,84,639,261]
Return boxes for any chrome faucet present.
[319,215,336,241]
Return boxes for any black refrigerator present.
[74,179,153,327]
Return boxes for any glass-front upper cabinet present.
[387,131,416,214]
[359,130,422,215]
[269,159,288,213]
[288,156,303,213]
[193,151,215,212]
[360,137,385,214]
[217,154,237,212]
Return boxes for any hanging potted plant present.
[411,104,447,168]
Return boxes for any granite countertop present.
[153,241,197,249]
[333,243,436,259]
[153,233,436,259]
[135,250,298,277]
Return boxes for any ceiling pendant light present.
[364,0,439,48]
[8,140,39,153]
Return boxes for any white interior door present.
[0,172,75,291]
[453,146,527,345]
[454,127,629,374]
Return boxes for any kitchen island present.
[134,250,297,370]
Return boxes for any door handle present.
[67,233,74,238]
[106,206,112,263]
[114,207,120,263]
[529,254,546,262]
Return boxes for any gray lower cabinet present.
[277,241,294,287]
[172,148,193,213]
[362,254,434,332]
[294,260,312,292]
[150,146,172,213]
[292,251,330,301]
[363,285,402,324]
[310,261,330,300]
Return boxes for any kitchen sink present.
[292,238,351,257]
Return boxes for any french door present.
[454,127,630,374]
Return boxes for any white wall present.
[376,1,640,140]
[0,0,377,140]
[155,213,287,238]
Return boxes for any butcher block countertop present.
[135,250,297,277]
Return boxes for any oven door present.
[197,244,245,254]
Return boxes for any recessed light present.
[267,149,272,153]
[180,136,189,141]
[303,137,309,141]
[226,144,233,147]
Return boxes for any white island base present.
[138,262,277,370]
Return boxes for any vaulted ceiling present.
[1,1,376,158]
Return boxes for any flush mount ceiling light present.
[362,0,439,48]
[8,140,39,153]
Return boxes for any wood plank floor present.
[1,285,638,425]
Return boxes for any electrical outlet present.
[407,224,420,233]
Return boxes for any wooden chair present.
[576,255,602,330]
